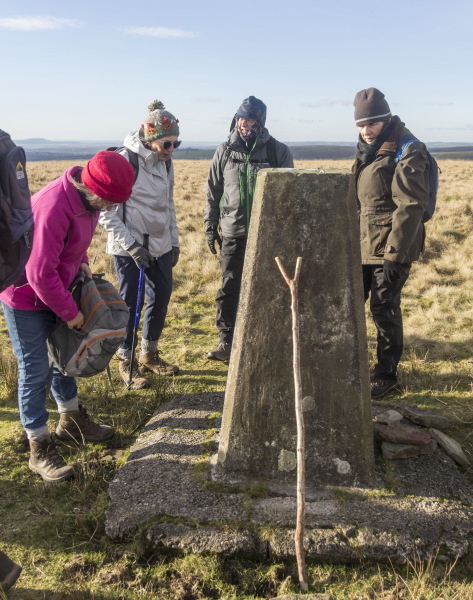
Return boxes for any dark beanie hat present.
[235,96,267,127]
[82,151,135,203]
[353,88,391,125]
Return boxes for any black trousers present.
[363,263,411,379]
[215,237,247,343]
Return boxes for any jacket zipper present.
[245,136,259,232]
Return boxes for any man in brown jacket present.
[352,88,430,399]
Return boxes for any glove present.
[383,259,402,284]
[128,241,152,269]
[171,246,180,267]
[206,224,222,255]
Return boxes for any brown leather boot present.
[29,436,74,482]
[139,351,179,376]
[207,341,232,361]
[0,550,22,591]
[119,358,150,389]
[55,405,115,443]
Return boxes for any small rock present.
[382,440,437,459]
[395,404,449,429]
[429,429,471,468]
[374,409,403,425]
[375,422,431,446]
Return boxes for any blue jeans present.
[113,251,173,351]
[1,303,77,432]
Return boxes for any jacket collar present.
[375,116,401,157]
[63,167,89,217]
[227,126,270,152]
[353,116,401,175]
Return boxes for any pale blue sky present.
[1,0,472,144]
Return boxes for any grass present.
[1,159,473,597]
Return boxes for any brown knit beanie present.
[353,88,391,125]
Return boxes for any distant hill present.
[289,145,355,160]
[14,138,473,162]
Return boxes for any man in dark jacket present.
[204,96,294,360]
[352,88,430,399]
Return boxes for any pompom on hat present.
[142,100,180,142]
[82,151,135,203]
[353,88,391,125]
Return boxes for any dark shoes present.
[0,549,22,591]
[119,358,150,389]
[370,376,400,399]
[139,351,179,376]
[207,341,232,362]
[29,436,74,482]
[55,405,115,443]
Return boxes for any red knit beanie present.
[82,151,135,203]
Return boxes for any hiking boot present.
[119,358,150,389]
[28,436,74,482]
[207,341,232,361]
[0,550,22,591]
[139,351,179,376]
[370,376,400,399]
[55,405,115,443]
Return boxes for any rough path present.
[106,393,473,564]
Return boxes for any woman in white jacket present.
[100,100,181,388]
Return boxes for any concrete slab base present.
[105,393,473,564]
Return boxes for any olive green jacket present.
[353,116,430,265]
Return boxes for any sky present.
[1,0,473,144]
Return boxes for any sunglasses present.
[162,140,182,150]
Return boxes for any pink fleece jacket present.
[0,167,100,322]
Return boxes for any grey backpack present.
[47,273,129,377]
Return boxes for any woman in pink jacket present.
[0,151,134,483]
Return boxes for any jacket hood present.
[124,130,159,164]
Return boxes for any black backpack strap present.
[165,158,172,174]
[106,146,139,184]
[127,149,139,183]
[106,147,140,226]
[266,136,279,168]
[220,142,232,174]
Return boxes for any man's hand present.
[128,241,153,269]
[383,259,402,284]
[79,262,93,277]
[171,247,180,267]
[206,224,222,255]
[67,311,84,330]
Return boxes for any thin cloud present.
[0,16,78,30]
[301,99,351,109]
[125,26,197,38]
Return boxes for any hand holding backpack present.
[47,272,129,377]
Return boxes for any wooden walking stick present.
[275,256,308,592]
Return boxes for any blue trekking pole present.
[128,233,149,389]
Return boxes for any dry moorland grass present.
[1,158,473,599]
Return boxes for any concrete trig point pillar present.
[214,169,374,490]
